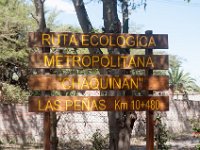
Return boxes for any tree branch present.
[72,0,103,54]
[31,13,39,25]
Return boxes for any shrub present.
[155,115,170,150]
[91,129,108,150]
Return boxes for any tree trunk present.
[33,1,58,149]
[102,1,123,150]
[121,0,130,54]
[50,112,58,150]
[72,0,103,54]
[72,0,137,149]
[103,0,137,150]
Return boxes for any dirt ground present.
[130,134,199,150]
[0,134,199,150]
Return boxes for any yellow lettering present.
[148,36,156,47]
[62,78,71,90]
[90,35,98,46]
[80,78,89,89]
[113,78,121,89]
[74,100,82,111]
[126,36,135,46]
[101,55,110,67]
[110,56,117,67]
[121,56,127,68]
[65,55,71,67]
[89,77,99,90]
[100,35,109,46]
[99,99,106,110]
[66,100,73,110]
[54,100,61,111]
[82,98,90,110]
[115,100,121,110]
[73,55,81,67]
[82,55,91,67]
[109,35,116,47]
[60,34,68,45]
[92,56,99,67]
[138,56,145,67]
[91,100,98,110]
[45,100,54,111]
[82,34,89,46]
[52,34,61,46]
[130,78,139,90]
[122,78,130,89]
[38,99,45,111]
[44,55,54,67]
[117,35,126,47]
[56,55,63,67]
[42,33,51,46]
[128,56,137,68]
[100,78,108,90]
[139,36,148,47]
[146,56,154,67]
[69,34,78,46]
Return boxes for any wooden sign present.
[28,75,169,91]
[29,96,169,112]
[28,32,168,49]
[29,53,169,70]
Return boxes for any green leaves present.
[1,83,29,103]
[168,55,199,93]
[168,67,198,93]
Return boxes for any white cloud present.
[45,0,75,14]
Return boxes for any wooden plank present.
[28,75,169,91]
[29,53,169,70]
[28,32,168,49]
[28,96,169,112]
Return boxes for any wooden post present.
[42,29,51,150]
[145,30,154,150]
[44,112,51,150]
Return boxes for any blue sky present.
[45,0,200,86]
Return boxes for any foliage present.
[59,136,85,149]
[168,55,200,93]
[155,115,170,150]
[191,119,200,132]
[196,144,200,150]
[1,83,29,103]
[0,0,34,55]
[169,55,184,69]
[168,67,199,93]
[0,0,35,94]
[0,139,3,145]
[0,0,86,103]
[91,129,108,150]
[193,127,200,132]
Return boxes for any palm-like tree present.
[168,67,198,93]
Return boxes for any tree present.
[168,67,198,93]
[72,0,141,149]
[32,1,59,150]
[0,0,35,101]
[168,55,199,94]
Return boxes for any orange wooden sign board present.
[28,32,168,49]
[29,53,169,70]
[28,96,169,112]
[28,75,169,91]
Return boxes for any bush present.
[1,83,29,103]
[91,129,108,150]
[155,115,170,150]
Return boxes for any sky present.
[45,0,200,86]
